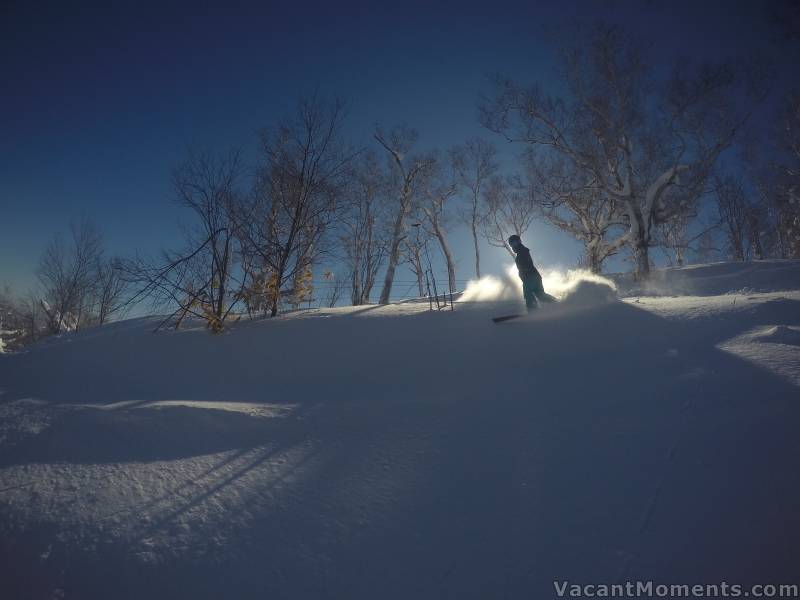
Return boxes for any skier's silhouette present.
[508,235,557,311]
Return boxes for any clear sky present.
[0,0,776,298]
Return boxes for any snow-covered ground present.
[1,261,799,599]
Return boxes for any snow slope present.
[1,261,800,599]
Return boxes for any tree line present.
[2,22,799,345]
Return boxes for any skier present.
[508,235,556,311]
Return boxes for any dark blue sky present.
[1,0,774,295]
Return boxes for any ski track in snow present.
[1,261,800,599]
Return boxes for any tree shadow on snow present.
[0,403,316,467]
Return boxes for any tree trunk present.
[749,216,764,260]
[587,250,602,274]
[270,300,278,317]
[350,250,362,305]
[627,201,651,280]
[471,221,481,279]
[379,201,410,304]
[633,241,650,280]
[215,237,231,323]
[675,247,685,267]
[585,237,602,273]
[732,239,745,261]
[432,220,457,294]
[414,253,425,297]
[363,275,374,304]
[777,217,788,258]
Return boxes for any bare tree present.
[481,24,755,278]
[239,97,353,317]
[714,174,752,260]
[374,126,437,304]
[320,271,346,308]
[655,212,694,267]
[482,174,538,257]
[746,204,767,260]
[529,155,627,272]
[94,257,128,324]
[37,218,103,333]
[340,152,389,305]
[420,162,458,294]
[695,228,722,263]
[766,93,800,258]
[124,150,244,332]
[402,221,434,298]
[19,291,45,344]
[450,138,498,278]
[753,175,798,259]
[737,131,784,260]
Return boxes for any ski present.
[492,314,526,323]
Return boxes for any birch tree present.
[450,138,498,278]
[482,174,538,257]
[480,25,753,278]
[340,152,389,305]
[240,97,353,316]
[420,162,458,294]
[374,126,436,304]
[528,154,627,272]
[402,222,433,298]
[714,174,757,261]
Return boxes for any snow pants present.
[522,272,556,312]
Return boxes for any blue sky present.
[0,0,775,297]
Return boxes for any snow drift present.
[1,261,799,599]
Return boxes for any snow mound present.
[753,325,800,346]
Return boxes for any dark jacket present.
[514,245,540,279]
